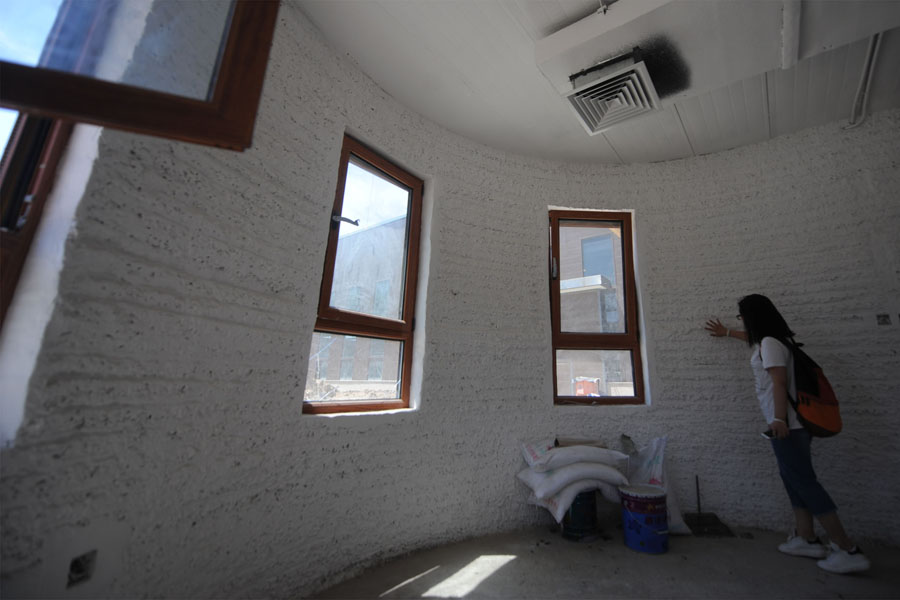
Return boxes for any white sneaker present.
[816,542,871,574]
[778,530,827,558]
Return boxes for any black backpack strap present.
[778,336,798,425]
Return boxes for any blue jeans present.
[770,428,837,516]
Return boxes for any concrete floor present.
[310,525,900,599]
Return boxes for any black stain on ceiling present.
[639,35,690,98]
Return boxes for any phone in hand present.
[761,429,775,439]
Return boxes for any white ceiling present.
[295,0,900,164]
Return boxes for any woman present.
[705,294,869,574]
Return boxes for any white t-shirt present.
[750,337,803,429]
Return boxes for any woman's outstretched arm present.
[704,317,748,342]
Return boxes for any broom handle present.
[695,475,702,514]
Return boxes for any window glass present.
[559,220,625,333]
[311,334,332,380]
[0,0,232,100]
[555,349,635,397]
[367,338,385,380]
[581,235,615,280]
[1,109,18,159]
[329,159,409,321]
[372,279,391,319]
[339,336,357,381]
[0,0,63,67]
[550,210,643,405]
[305,136,422,414]
[305,333,401,403]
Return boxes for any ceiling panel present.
[799,0,900,60]
[602,105,693,163]
[535,1,783,99]
[502,0,599,41]
[297,2,900,164]
[868,27,900,113]
[675,75,770,157]
[767,37,868,137]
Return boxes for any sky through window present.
[0,0,64,153]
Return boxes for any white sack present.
[518,461,628,499]
[521,438,556,466]
[528,480,621,523]
[531,445,628,472]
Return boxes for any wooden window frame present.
[549,210,644,405]
[0,116,73,327]
[0,0,280,151]
[304,136,423,415]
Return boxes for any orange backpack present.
[783,339,842,437]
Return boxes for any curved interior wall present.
[2,3,899,598]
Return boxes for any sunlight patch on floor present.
[421,555,516,598]
[379,565,441,597]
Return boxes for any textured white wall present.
[2,4,899,598]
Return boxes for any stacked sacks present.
[517,439,629,523]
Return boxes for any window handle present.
[551,257,558,280]
[15,195,34,230]
[332,214,359,227]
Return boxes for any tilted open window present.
[304,136,423,414]
[1,0,279,326]
[549,210,644,405]
[0,0,279,151]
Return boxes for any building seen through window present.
[549,212,643,404]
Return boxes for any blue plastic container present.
[619,484,668,554]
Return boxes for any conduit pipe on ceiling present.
[846,33,883,129]
[780,0,801,70]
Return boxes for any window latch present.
[15,194,35,230]
[332,214,359,227]
[551,256,558,280]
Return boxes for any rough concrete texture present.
[314,525,900,599]
[2,3,900,598]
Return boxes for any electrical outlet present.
[67,550,97,588]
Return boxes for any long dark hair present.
[737,294,795,347]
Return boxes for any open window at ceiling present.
[0,0,280,326]
[0,0,280,151]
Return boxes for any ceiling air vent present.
[565,48,660,135]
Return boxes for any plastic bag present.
[623,435,692,535]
